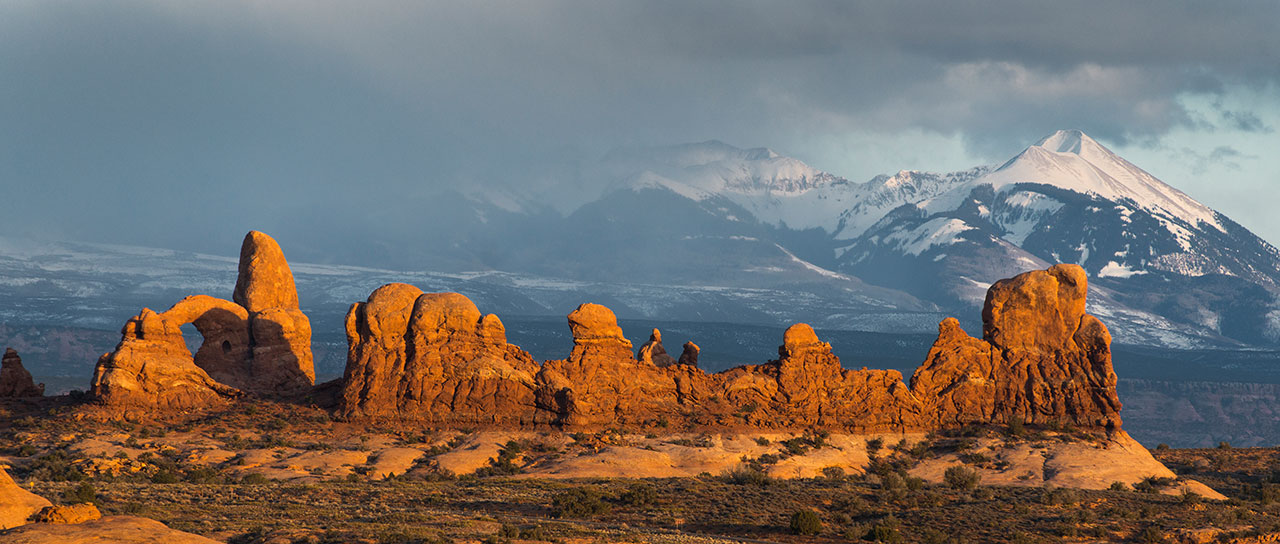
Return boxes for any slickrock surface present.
[341,286,540,422]
[0,516,221,543]
[90,231,313,410]
[340,264,1123,434]
[0,468,50,529]
[0,348,43,397]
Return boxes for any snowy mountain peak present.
[607,140,845,195]
[1035,129,1098,154]
[983,130,1223,231]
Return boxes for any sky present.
[2,0,1279,257]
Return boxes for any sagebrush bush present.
[551,487,612,518]
[789,509,822,535]
[944,466,981,490]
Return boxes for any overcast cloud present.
[2,0,1278,254]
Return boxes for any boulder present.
[0,348,43,397]
[636,329,678,367]
[340,287,539,423]
[1,467,51,529]
[31,503,101,524]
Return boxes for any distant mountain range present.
[3,130,1279,355]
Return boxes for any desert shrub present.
[1110,481,1130,492]
[1006,416,1025,437]
[241,473,270,485]
[865,519,904,543]
[904,475,925,491]
[1133,476,1175,494]
[1217,441,1232,449]
[789,509,822,535]
[551,487,612,518]
[866,438,884,456]
[1155,443,1170,450]
[619,482,657,506]
[150,470,180,484]
[518,525,549,541]
[25,450,85,481]
[497,524,520,538]
[754,436,771,446]
[880,471,904,490]
[821,466,846,480]
[1135,525,1166,543]
[944,466,981,490]
[1041,487,1079,505]
[61,481,98,505]
[722,466,772,486]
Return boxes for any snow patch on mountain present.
[883,217,975,257]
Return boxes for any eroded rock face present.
[340,287,539,423]
[911,264,1122,430]
[637,329,678,367]
[91,231,314,410]
[1,348,44,397]
[339,265,1124,433]
[31,503,101,524]
[233,231,314,395]
[1,467,52,529]
[90,299,244,411]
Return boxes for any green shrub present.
[943,466,981,490]
[865,523,903,543]
[722,466,772,486]
[1135,525,1166,543]
[241,473,270,485]
[821,466,846,479]
[150,470,180,484]
[1007,416,1025,437]
[866,438,884,456]
[61,481,98,505]
[551,487,612,518]
[789,510,822,535]
[619,482,657,506]
[1109,481,1130,492]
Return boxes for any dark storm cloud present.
[2,0,1277,255]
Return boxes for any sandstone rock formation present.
[232,230,314,395]
[30,503,101,524]
[340,285,540,423]
[1,467,51,529]
[90,231,313,410]
[90,299,243,411]
[0,348,43,397]
[338,264,1123,433]
[910,264,1122,430]
[678,341,699,367]
[637,329,678,367]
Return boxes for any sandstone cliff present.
[0,348,43,398]
[337,264,1123,432]
[90,231,313,410]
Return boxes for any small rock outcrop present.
[31,503,101,524]
[338,264,1123,433]
[0,516,222,543]
[1,467,51,529]
[340,286,539,423]
[0,348,44,397]
[90,231,314,411]
[677,341,699,367]
[636,329,678,367]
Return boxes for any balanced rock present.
[910,264,1122,429]
[637,329,678,367]
[0,348,44,397]
[233,230,299,312]
[90,299,243,411]
[1,467,51,529]
[340,287,539,423]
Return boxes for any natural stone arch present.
[161,295,252,388]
